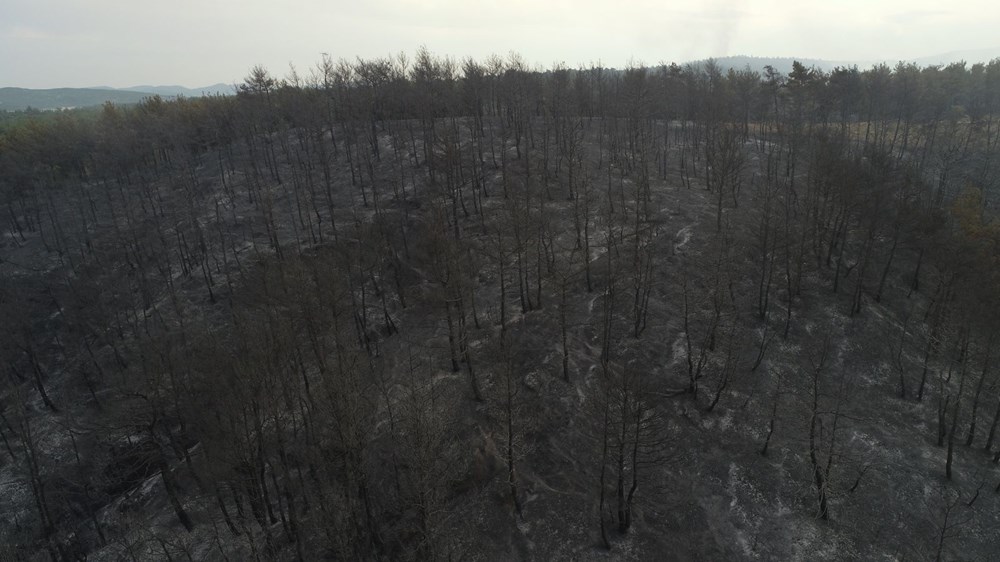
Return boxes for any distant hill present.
[908,48,1000,67]
[0,83,233,112]
[685,56,848,75]
[113,83,233,97]
[686,48,1000,76]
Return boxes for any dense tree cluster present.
[3,50,1000,559]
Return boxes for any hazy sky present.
[3,0,999,88]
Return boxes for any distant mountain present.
[0,83,233,112]
[687,48,1000,76]
[908,48,1000,67]
[685,56,849,75]
[115,83,234,97]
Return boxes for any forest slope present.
[2,54,1000,561]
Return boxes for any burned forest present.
[4,52,1000,560]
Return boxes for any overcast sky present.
[3,0,1000,89]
